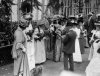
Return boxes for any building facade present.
[11,0,48,21]
[60,0,100,16]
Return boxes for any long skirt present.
[34,40,46,64]
[54,38,62,62]
[79,38,85,54]
[86,40,100,76]
[26,41,35,71]
[86,57,100,76]
[88,45,94,61]
[73,38,82,62]
[84,36,89,47]
[14,51,30,76]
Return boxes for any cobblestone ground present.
[0,48,89,76]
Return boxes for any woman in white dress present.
[23,21,35,74]
[73,24,82,62]
[33,23,46,64]
[85,20,100,76]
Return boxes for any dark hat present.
[68,15,77,24]
[77,17,83,23]
[66,20,73,26]
[95,14,100,26]
[68,15,77,20]
[67,19,77,26]
[96,14,100,21]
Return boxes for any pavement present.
[0,48,90,76]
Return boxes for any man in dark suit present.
[84,12,96,46]
[62,19,77,71]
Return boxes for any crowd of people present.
[11,12,100,76]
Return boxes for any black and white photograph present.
[0,0,100,76]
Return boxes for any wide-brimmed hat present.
[95,21,100,26]
[68,15,77,25]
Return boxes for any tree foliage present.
[21,0,42,14]
[0,0,15,22]
[0,0,15,41]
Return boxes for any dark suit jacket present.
[88,17,96,36]
[62,30,76,54]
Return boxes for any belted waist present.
[95,39,100,43]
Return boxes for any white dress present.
[23,24,35,71]
[86,39,100,76]
[73,27,82,62]
[88,30,100,60]
[33,28,46,64]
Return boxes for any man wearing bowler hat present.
[62,16,77,71]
